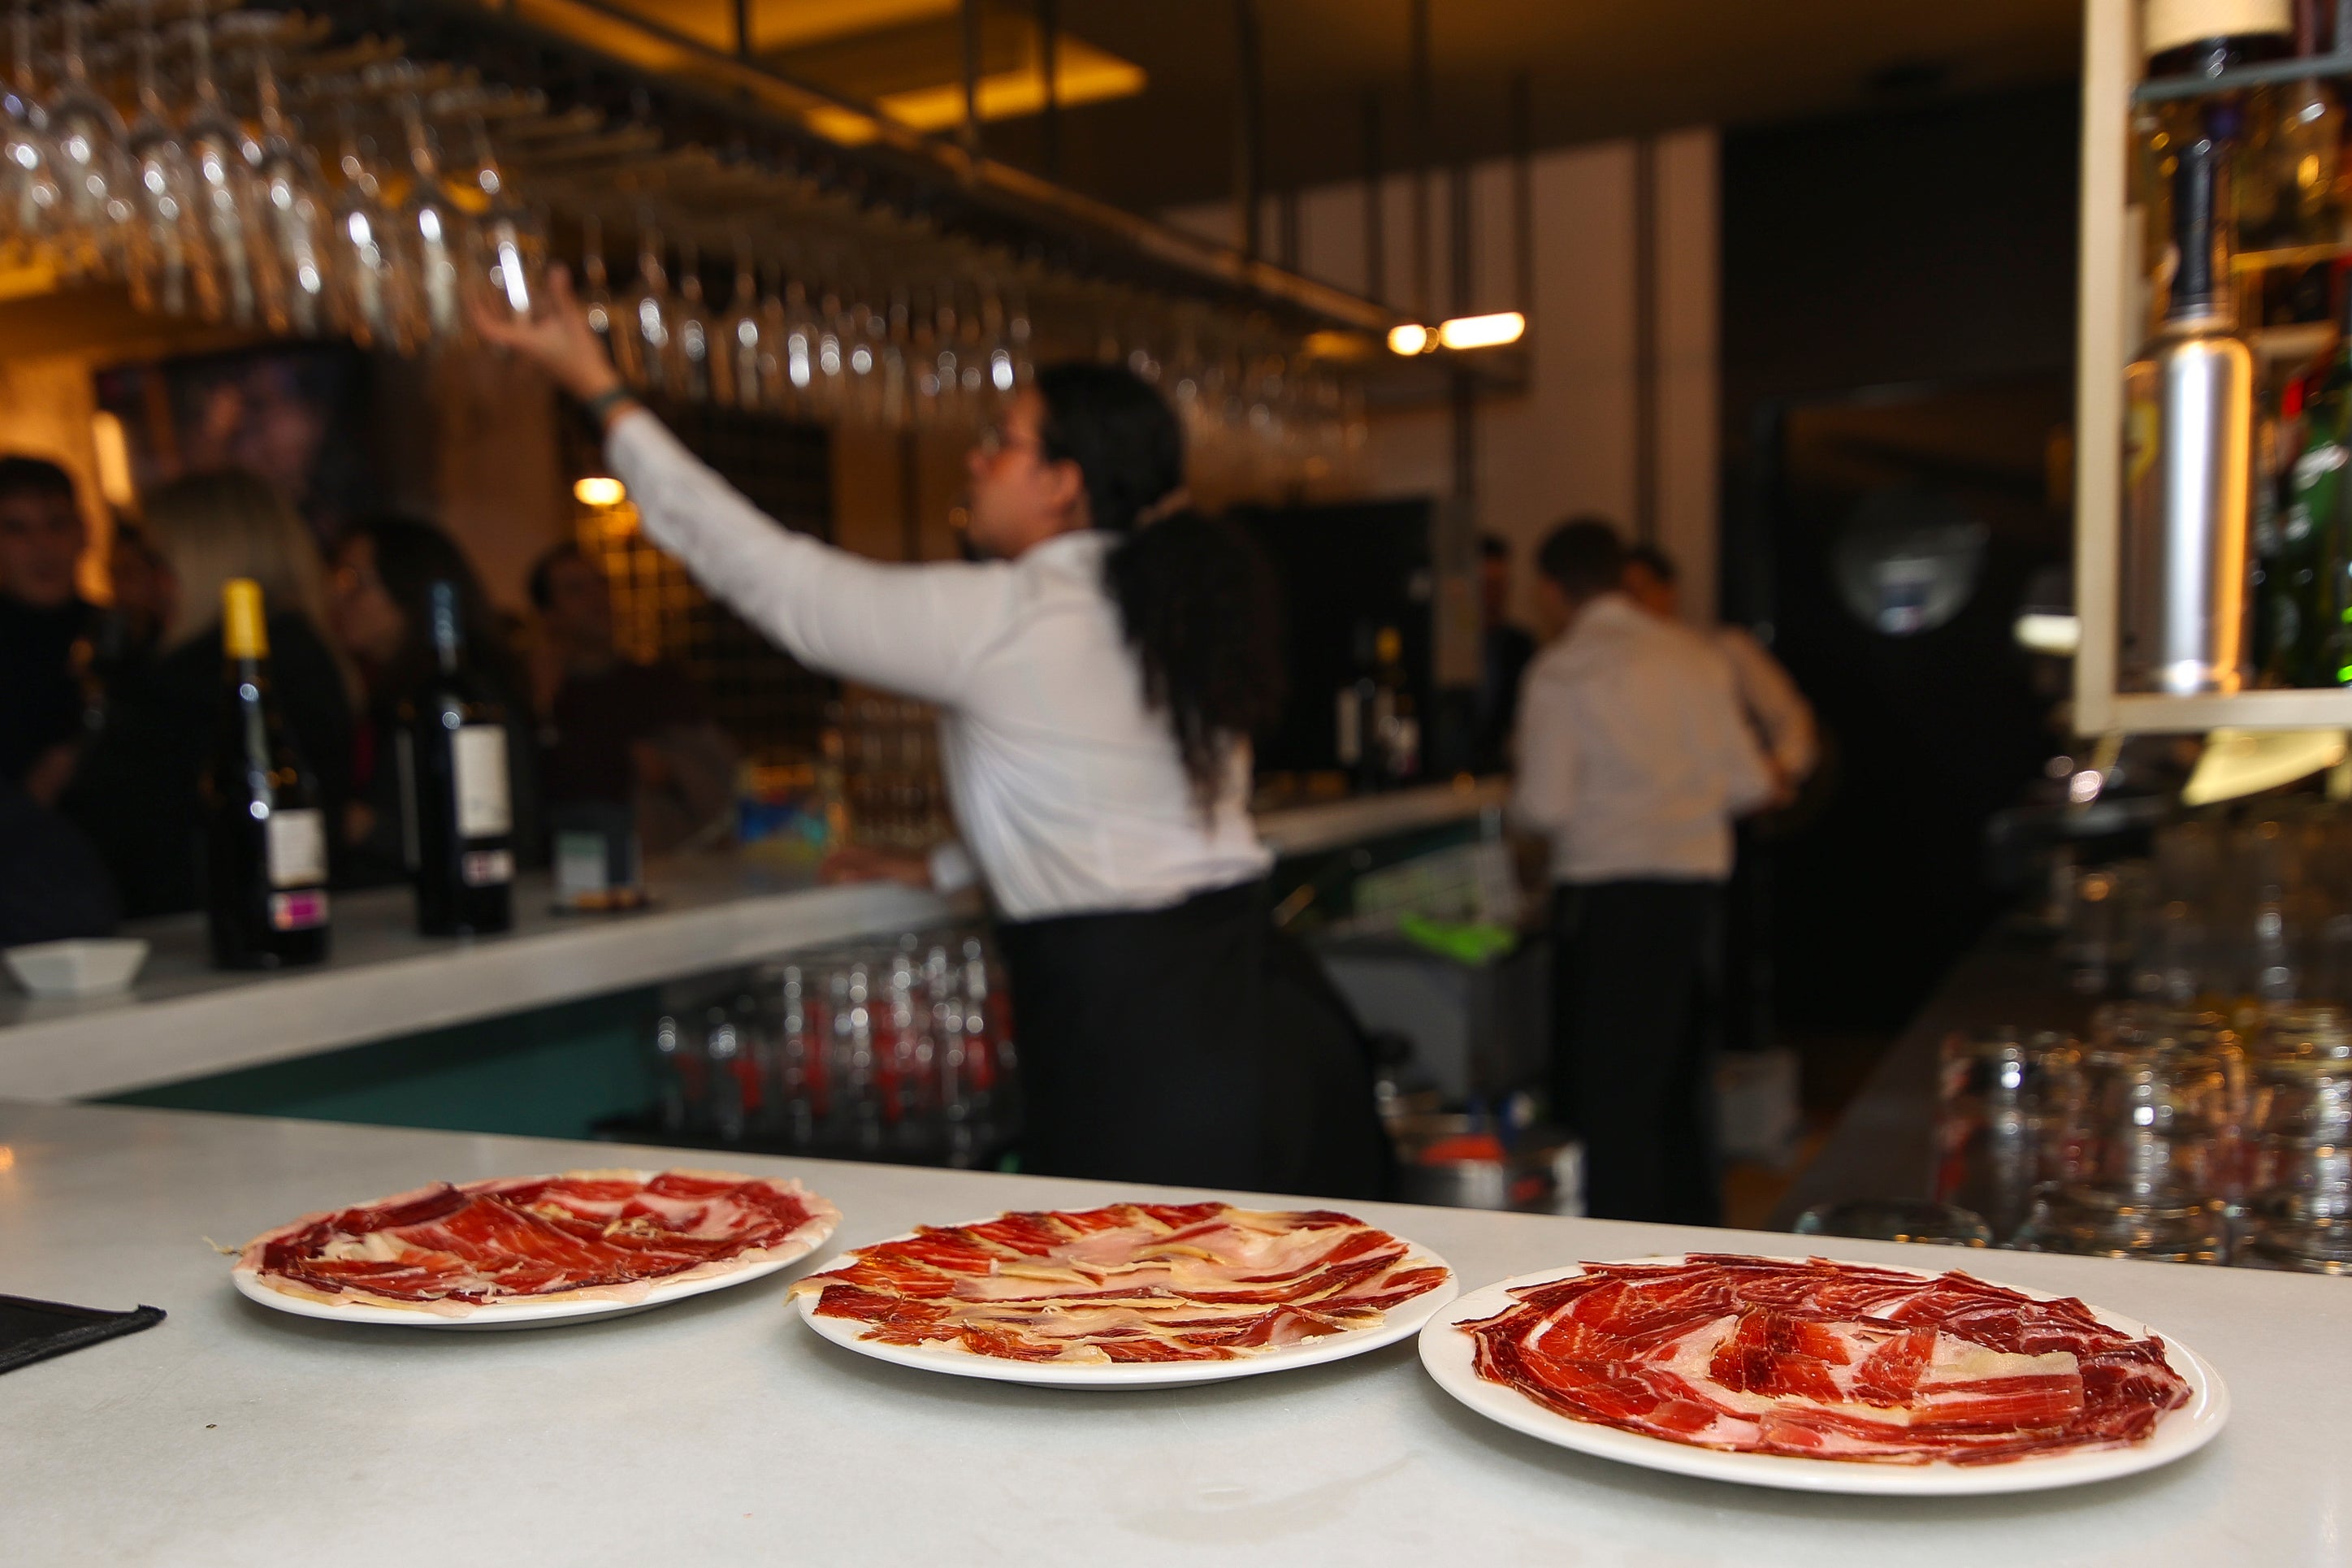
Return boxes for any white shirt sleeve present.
[1508,660,1578,838]
[604,410,1009,705]
[1716,626,1818,783]
[1708,661,1777,818]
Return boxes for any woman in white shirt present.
[477,272,1383,1193]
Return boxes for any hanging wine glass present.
[120,1,201,315]
[877,283,912,431]
[329,103,405,352]
[670,236,713,401]
[755,255,790,412]
[392,85,464,343]
[777,267,817,415]
[714,230,765,410]
[577,210,617,361]
[45,2,129,279]
[616,215,675,398]
[184,1,275,327]
[839,264,885,426]
[0,2,61,265]
[461,110,540,323]
[243,32,333,336]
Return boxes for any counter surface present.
[3,1099,2342,1567]
[0,861,954,1102]
[0,782,1500,1105]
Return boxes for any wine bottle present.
[396,579,515,935]
[1372,625,1420,786]
[2123,135,2256,695]
[201,579,330,969]
[2286,270,2352,685]
[2144,0,2294,80]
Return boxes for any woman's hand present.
[468,265,626,407]
[818,844,935,890]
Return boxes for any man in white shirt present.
[1623,543,1817,790]
[1511,519,1774,1224]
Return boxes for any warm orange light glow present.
[874,40,1146,132]
[91,411,134,510]
[574,476,626,507]
[1436,311,1527,350]
[1387,323,1432,355]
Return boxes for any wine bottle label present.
[270,889,329,932]
[2143,0,2291,57]
[454,724,513,838]
[264,808,327,890]
[461,848,514,888]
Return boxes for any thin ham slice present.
[1460,1254,2190,1467]
[238,1168,839,1315]
[793,1203,1449,1365]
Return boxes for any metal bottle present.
[2124,134,2255,696]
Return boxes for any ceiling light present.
[574,476,626,507]
[1436,311,1526,351]
[1387,323,1432,355]
[873,39,1145,132]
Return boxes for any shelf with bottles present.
[2074,0,2352,734]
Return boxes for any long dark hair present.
[1034,362,1284,806]
[348,515,524,711]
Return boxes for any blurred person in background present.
[1474,532,1536,774]
[528,541,735,854]
[1624,542,1818,1062]
[477,274,1388,1198]
[328,516,541,884]
[0,456,94,805]
[1512,518,1774,1224]
[59,470,354,917]
[1622,542,1817,795]
[0,778,117,944]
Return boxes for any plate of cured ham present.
[1419,1253,2227,1495]
[791,1201,1457,1387]
[234,1168,840,1328]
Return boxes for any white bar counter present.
[0,860,955,1103]
[0,783,1500,1104]
[3,1099,2345,1567]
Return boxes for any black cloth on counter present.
[994,880,1390,1198]
[0,593,92,786]
[1551,880,1724,1226]
[0,1295,164,1376]
[59,613,353,919]
[0,780,117,944]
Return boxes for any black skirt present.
[994,881,1388,1198]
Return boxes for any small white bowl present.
[3,938,150,998]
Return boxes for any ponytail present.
[1035,362,1285,807]
[1105,510,1285,807]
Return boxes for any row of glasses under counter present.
[0,783,1514,1168]
[1782,795,2352,1275]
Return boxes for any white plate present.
[235,1252,808,1330]
[797,1228,1458,1388]
[1419,1254,2229,1496]
[232,1172,838,1331]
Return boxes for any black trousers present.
[994,881,1388,1198]
[1550,881,1724,1225]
